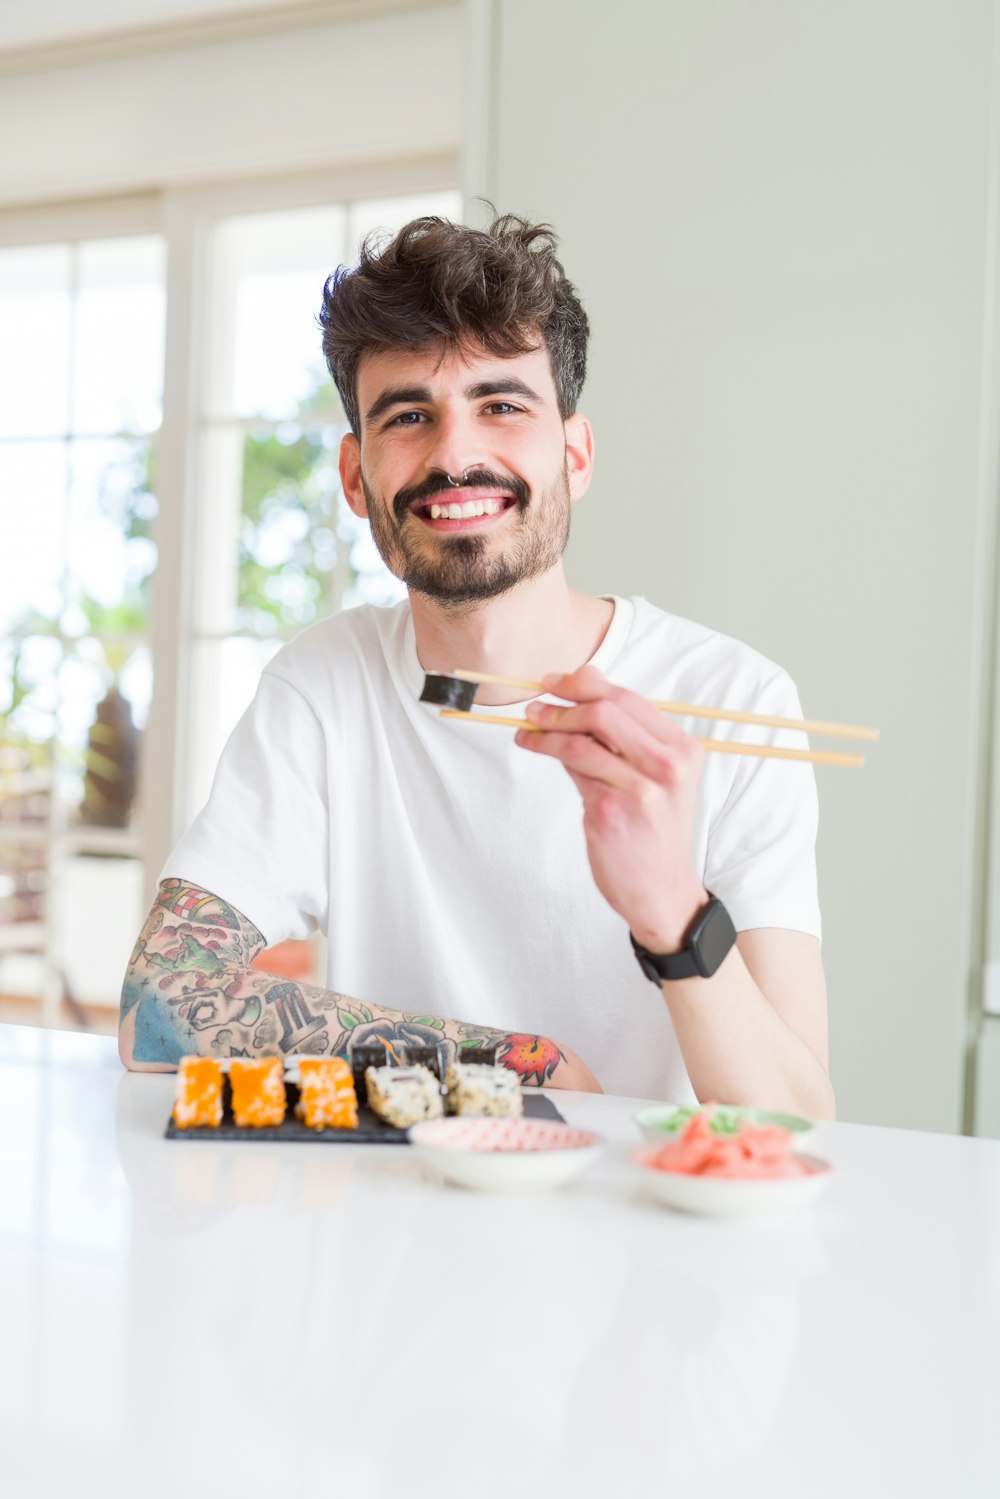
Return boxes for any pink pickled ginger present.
[644,1108,811,1179]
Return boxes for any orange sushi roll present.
[229,1057,287,1128]
[172,1056,223,1129]
[295,1057,358,1130]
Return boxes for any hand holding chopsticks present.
[420,668,878,770]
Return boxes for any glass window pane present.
[65,437,157,630]
[238,421,340,634]
[73,237,166,436]
[0,640,12,717]
[205,206,346,422]
[3,636,63,751]
[0,442,67,633]
[193,421,343,637]
[0,245,71,440]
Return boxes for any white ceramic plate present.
[631,1147,834,1219]
[632,1103,817,1149]
[409,1116,604,1193]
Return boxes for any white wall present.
[475,0,1000,1132]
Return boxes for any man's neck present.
[408,566,616,705]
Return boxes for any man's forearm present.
[119,881,598,1089]
[660,946,835,1118]
[121,960,587,1087]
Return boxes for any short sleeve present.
[160,670,330,945]
[703,672,822,941]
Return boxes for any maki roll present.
[229,1057,286,1128]
[365,1064,444,1129]
[444,1062,523,1118]
[295,1057,358,1130]
[172,1056,224,1129]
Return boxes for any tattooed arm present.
[118,879,602,1091]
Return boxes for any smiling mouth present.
[410,493,518,528]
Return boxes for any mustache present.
[393,468,530,523]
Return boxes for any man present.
[119,213,833,1116]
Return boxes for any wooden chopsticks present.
[441,669,878,770]
[451,669,878,743]
[438,709,862,768]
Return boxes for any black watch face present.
[691,899,737,978]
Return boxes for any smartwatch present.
[630,894,737,983]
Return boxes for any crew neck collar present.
[401,595,636,703]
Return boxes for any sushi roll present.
[444,1062,523,1118]
[229,1057,286,1128]
[172,1056,224,1129]
[295,1057,358,1130]
[365,1064,444,1129]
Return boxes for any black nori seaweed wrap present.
[419,674,478,710]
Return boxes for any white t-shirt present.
[162,595,820,1100]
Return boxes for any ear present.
[339,432,367,518]
[564,413,594,501]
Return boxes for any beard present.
[361,463,572,608]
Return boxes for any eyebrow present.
[465,378,543,404]
[364,386,432,427]
[363,377,544,428]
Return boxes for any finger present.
[515,725,642,792]
[543,664,610,697]
[544,666,694,752]
[525,696,703,787]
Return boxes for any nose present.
[423,409,485,484]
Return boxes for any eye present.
[387,410,427,427]
[483,401,519,416]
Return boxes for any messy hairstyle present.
[318,212,589,436]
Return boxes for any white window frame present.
[0,151,460,989]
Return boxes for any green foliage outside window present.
[237,375,346,636]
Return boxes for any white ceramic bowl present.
[632,1103,817,1149]
[631,1146,833,1219]
[408,1116,604,1193]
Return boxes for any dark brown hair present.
[318,212,589,436]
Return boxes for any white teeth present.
[428,497,508,521]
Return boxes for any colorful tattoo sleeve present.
[120,880,576,1086]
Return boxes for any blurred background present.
[0,0,998,1138]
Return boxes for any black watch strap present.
[630,895,737,983]
[630,933,700,982]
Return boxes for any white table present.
[1,1024,998,1499]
